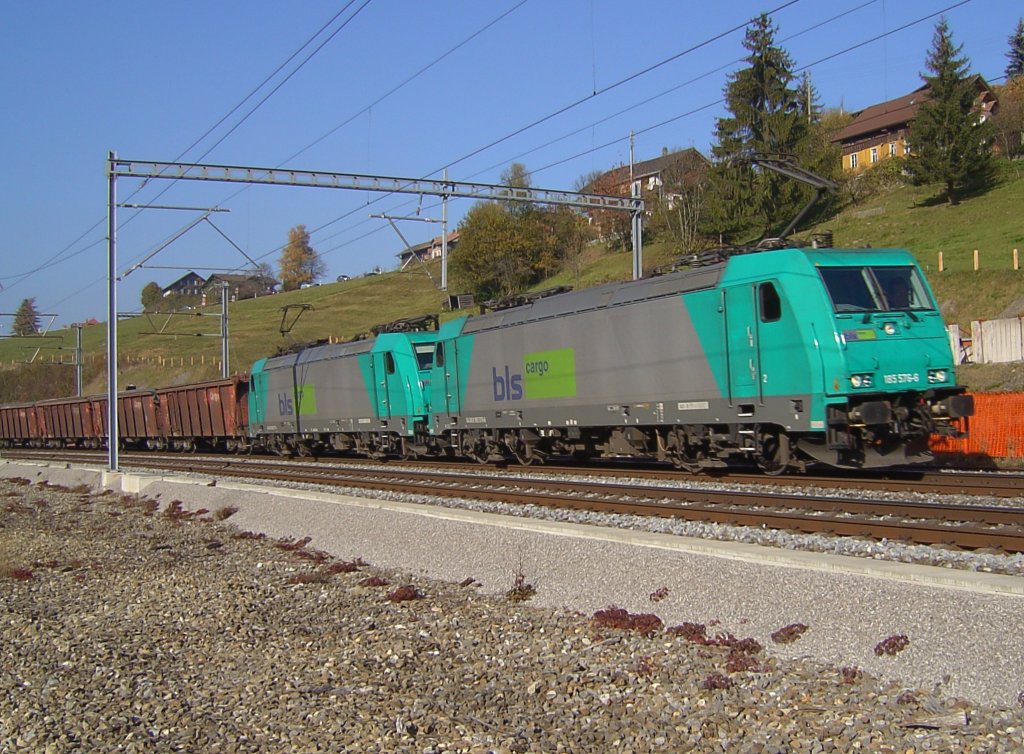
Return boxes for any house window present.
[903,140,910,155]
[850,153,858,169]
[870,147,878,164]
[889,142,897,157]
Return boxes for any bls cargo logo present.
[275,385,317,416]
[492,348,576,401]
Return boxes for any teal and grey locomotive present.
[1,246,973,473]
[247,319,438,458]
[422,246,972,472]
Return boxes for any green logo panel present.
[523,348,576,399]
[296,384,317,415]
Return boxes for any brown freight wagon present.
[0,403,40,447]
[35,396,102,449]
[83,390,165,449]
[156,375,250,451]
[118,390,164,447]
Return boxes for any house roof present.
[205,273,274,286]
[631,148,708,180]
[834,85,929,143]
[398,230,460,259]
[162,271,206,292]
[834,75,996,144]
[584,147,709,193]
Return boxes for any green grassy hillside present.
[806,161,1024,330]
[1,164,1021,399]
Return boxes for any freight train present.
[0,245,973,473]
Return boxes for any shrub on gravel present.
[667,622,708,641]
[505,563,536,603]
[327,558,367,574]
[648,586,670,602]
[875,634,910,656]
[591,607,664,635]
[701,672,734,690]
[1,564,34,581]
[387,585,423,602]
[771,623,809,644]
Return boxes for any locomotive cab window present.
[414,344,434,370]
[384,352,396,375]
[759,283,781,322]
[819,265,932,313]
[434,343,445,368]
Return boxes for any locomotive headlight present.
[849,373,873,388]
[883,322,898,335]
[928,369,948,383]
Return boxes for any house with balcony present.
[834,75,998,173]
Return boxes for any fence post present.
[938,251,944,272]
[1015,248,1019,271]
[973,249,979,271]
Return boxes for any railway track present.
[5,449,1024,554]
[5,447,1023,497]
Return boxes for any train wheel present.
[756,427,790,476]
[460,431,490,464]
[660,428,702,473]
[502,433,534,466]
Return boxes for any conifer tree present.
[907,18,994,205]
[705,14,809,241]
[278,225,325,291]
[1007,18,1024,80]
[13,298,40,336]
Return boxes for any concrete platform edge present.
[4,459,1021,597]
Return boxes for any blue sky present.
[0,0,1019,328]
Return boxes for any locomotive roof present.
[263,337,374,369]
[461,263,724,334]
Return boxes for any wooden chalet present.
[834,75,998,173]
[398,231,460,269]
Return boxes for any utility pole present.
[106,151,119,472]
[629,131,642,280]
[75,325,83,397]
[629,130,635,186]
[441,169,449,292]
[221,281,229,378]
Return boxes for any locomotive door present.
[249,370,266,426]
[724,284,760,405]
[434,340,461,415]
[370,351,395,420]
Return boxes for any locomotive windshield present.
[818,265,932,313]
[414,343,435,370]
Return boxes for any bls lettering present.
[278,393,294,415]
[492,366,523,401]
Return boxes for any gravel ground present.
[2,461,1024,752]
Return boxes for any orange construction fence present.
[930,392,1023,459]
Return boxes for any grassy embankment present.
[1,163,1021,398]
